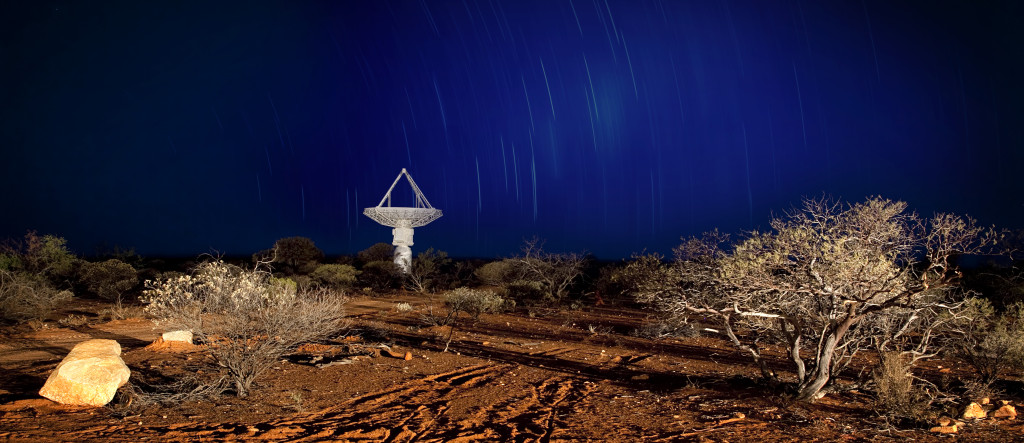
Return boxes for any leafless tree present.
[627,197,1001,402]
[512,237,588,304]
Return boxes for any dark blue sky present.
[2,1,1022,259]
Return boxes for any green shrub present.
[407,248,454,292]
[444,287,510,320]
[269,277,298,297]
[504,280,550,305]
[359,260,401,291]
[256,237,324,275]
[948,298,1024,383]
[0,270,73,323]
[2,231,77,287]
[357,243,394,264]
[473,259,522,286]
[310,264,359,290]
[0,253,22,272]
[77,259,138,301]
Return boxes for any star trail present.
[2,0,1022,259]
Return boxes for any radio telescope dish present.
[363,168,442,273]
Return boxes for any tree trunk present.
[794,310,860,402]
[794,338,834,402]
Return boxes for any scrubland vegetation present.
[3,196,1024,438]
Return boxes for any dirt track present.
[1,295,1022,441]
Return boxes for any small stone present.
[731,412,746,419]
[161,330,193,344]
[963,402,987,420]
[930,425,958,434]
[630,374,649,381]
[993,404,1017,420]
[403,351,413,361]
[980,397,991,405]
[937,416,952,426]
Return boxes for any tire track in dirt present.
[140,364,602,442]
[254,363,510,441]
[452,375,596,441]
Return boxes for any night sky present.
[2,1,1022,260]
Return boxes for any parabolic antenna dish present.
[363,168,442,273]
[363,207,441,228]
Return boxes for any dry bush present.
[512,238,587,305]
[0,270,72,322]
[142,260,347,397]
[430,287,509,351]
[444,287,510,320]
[625,197,1003,402]
[960,378,1004,402]
[946,298,1024,383]
[873,352,930,421]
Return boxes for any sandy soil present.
[1,295,1022,442]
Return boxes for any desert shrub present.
[0,253,21,272]
[873,352,930,421]
[0,270,73,322]
[625,197,1003,402]
[77,259,138,301]
[474,259,522,286]
[142,260,347,397]
[633,319,701,339]
[357,242,395,264]
[255,237,324,275]
[2,231,77,287]
[510,238,587,305]
[429,287,510,351]
[960,378,1003,402]
[269,276,298,297]
[406,248,454,292]
[947,298,1024,383]
[504,280,549,305]
[444,287,509,320]
[310,264,359,290]
[359,260,402,292]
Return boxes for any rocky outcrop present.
[38,339,130,406]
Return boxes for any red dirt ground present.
[1,295,1022,442]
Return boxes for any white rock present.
[38,339,130,406]
[161,330,193,344]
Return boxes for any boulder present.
[38,339,130,406]
[962,402,987,420]
[161,330,193,344]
